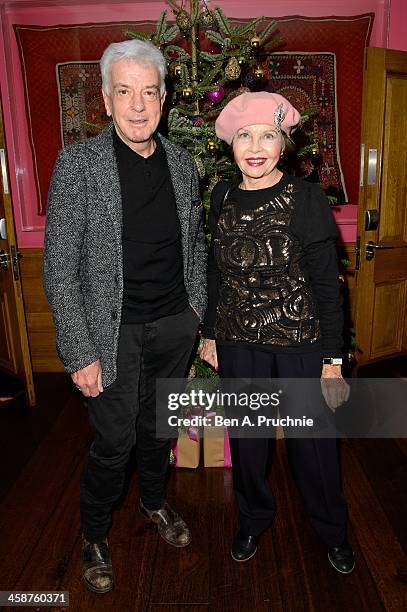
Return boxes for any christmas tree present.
[125,0,318,202]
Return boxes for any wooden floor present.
[0,372,406,612]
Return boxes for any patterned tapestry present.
[14,14,373,214]
[57,52,345,198]
[57,62,108,144]
[266,52,345,198]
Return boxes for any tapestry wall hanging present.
[57,52,345,199]
[14,14,373,215]
[266,52,345,199]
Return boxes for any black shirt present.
[113,129,188,323]
[202,173,343,358]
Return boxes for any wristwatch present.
[322,357,343,365]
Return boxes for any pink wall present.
[388,0,407,52]
[0,0,401,247]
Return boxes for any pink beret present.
[215,91,301,144]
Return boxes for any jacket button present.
[111,311,117,321]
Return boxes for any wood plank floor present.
[0,373,406,611]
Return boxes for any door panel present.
[0,96,35,405]
[379,76,407,242]
[0,291,16,368]
[374,247,407,283]
[370,282,406,356]
[354,48,407,367]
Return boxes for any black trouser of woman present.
[80,306,199,544]
[217,344,348,549]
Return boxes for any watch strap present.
[322,357,343,365]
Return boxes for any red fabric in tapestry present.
[14,14,373,215]
[266,53,345,197]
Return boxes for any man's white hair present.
[100,39,167,95]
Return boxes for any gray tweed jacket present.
[43,125,207,387]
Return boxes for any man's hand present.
[199,339,218,371]
[320,364,350,412]
[71,359,103,397]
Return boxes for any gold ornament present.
[176,9,191,31]
[199,9,215,27]
[225,57,241,80]
[310,142,319,155]
[237,56,246,66]
[250,36,260,49]
[254,66,264,80]
[206,139,219,154]
[172,63,183,78]
[181,86,194,100]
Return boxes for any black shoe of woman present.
[231,532,258,562]
[328,539,355,574]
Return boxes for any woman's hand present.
[199,338,218,371]
[320,364,350,412]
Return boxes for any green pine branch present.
[162,25,179,43]
[205,30,226,47]
[258,20,277,41]
[123,30,151,41]
[164,45,191,60]
[213,7,232,36]
[180,64,190,86]
[263,36,284,52]
[200,64,223,87]
[232,17,266,36]
[154,10,168,40]
[193,355,219,379]
[199,52,224,63]
[190,0,200,24]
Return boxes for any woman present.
[200,92,354,572]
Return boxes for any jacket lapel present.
[86,125,122,248]
[160,135,191,277]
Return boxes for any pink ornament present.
[208,85,225,104]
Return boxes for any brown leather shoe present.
[139,500,191,547]
[82,536,114,593]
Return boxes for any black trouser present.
[80,306,199,543]
[217,344,348,548]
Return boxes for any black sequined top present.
[202,173,343,358]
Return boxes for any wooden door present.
[354,47,407,367]
[0,97,36,406]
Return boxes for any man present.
[43,39,207,594]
